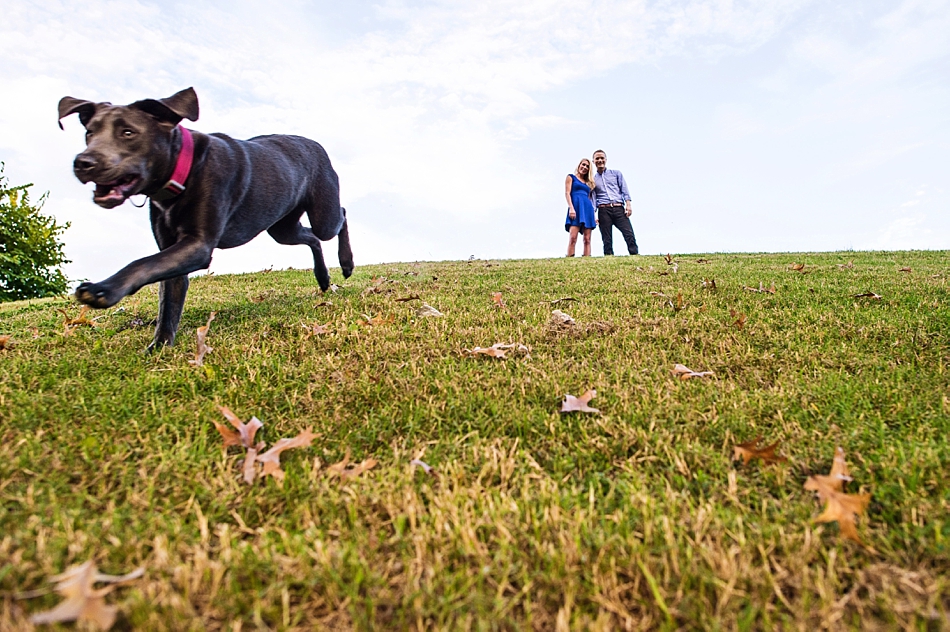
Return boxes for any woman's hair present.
[575,159,595,189]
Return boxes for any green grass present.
[1,251,948,630]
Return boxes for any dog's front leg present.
[147,275,190,350]
[75,237,213,309]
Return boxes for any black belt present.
[598,203,624,209]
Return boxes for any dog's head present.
[58,88,199,208]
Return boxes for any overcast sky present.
[1,0,947,284]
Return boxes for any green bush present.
[0,164,70,302]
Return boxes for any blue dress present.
[565,174,596,231]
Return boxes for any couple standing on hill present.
[563,149,638,257]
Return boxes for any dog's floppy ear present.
[58,97,98,130]
[129,87,199,126]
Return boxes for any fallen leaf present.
[548,296,578,305]
[733,436,787,465]
[0,335,11,350]
[463,342,531,359]
[668,293,687,312]
[672,364,714,380]
[550,309,575,326]
[30,327,42,338]
[696,258,710,264]
[804,447,871,545]
[742,281,776,295]
[362,277,389,296]
[394,294,421,302]
[314,300,333,307]
[854,291,882,300]
[358,313,395,326]
[492,292,506,308]
[410,458,437,476]
[701,278,717,290]
[899,266,912,273]
[188,312,217,366]
[561,389,600,413]
[415,304,444,317]
[649,291,667,298]
[253,429,316,482]
[214,406,264,450]
[58,306,98,336]
[730,309,747,330]
[301,322,331,337]
[242,448,258,484]
[789,262,806,273]
[327,449,378,479]
[28,560,143,630]
[329,284,339,292]
[664,253,675,265]
[837,261,854,270]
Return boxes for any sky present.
[1,0,948,284]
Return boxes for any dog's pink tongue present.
[94,183,124,203]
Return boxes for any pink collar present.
[159,126,194,197]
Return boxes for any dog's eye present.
[122,129,135,138]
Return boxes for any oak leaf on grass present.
[188,312,216,366]
[743,281,776,294]
[733,436,787,465]
[492,292,506,308]
[302,322,331,337]
[789,262,806,273]
[59,306,98,336]
[327,448,378,479]
[253,429,317,482]
[415,303,444,317]
[854,291,882,300]
[560,389,600,414]
[550,309,575,326]
[730,309,747,330]
[394,293,421,302]
[28,560,143,630]
[462,342,530,359]
[359,313,395,326]
[672,364,714,380]
[0,334,11,350]
[804,447,871,545]
[214,405,264,450]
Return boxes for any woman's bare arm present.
[564,175,576,217]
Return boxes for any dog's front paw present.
[75,282,121,308]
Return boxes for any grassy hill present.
[1,251,948,630]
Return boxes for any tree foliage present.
[0,164,70,301]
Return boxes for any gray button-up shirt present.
[593,169,631,207]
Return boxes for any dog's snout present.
[73,154,97,172]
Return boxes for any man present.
[592,149,638,256]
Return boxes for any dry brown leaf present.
[701,278,717,290]
[649,291,667,298]
[463,342,530,359]
[28,560,143,630]
[804,447,870,544]
[213,406,264,450]
[394,294,421,302]
[327,448,378,479]
[837,261,854,270]
[664,253,674,265]
[59,306,98,336]
[550,309,575,326]
[742,281,776,294]
[492,292,506,308]
[668,293,687,312]
[730,309,747,330]
[899,266,912,273]
[733,436,787,465]
[301,322,331,337]
[188,312,216,366]
[415,303,444,317]
[789,262,806,272]
[696,258,710,264]
[358,313,395,326]
[561,389,600,413]
[362,277,389,296]
[854,291,883,300]
[0,334,11,350]
[548,296,577,305]
[672,364,714,380]
[252,429,316,482]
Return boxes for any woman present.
[564,158,596,256]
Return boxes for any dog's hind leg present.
[267,214,331,291]
[149,274,189,351]
[337,208,354,279]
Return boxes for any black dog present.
[58,87,353,349]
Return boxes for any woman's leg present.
[582,228,592,256]
[567,226,579,256]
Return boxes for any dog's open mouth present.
[93,174,141,208]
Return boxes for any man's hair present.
[593,149,606,158]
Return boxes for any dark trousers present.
[597,206,638,255]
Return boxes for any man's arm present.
[617,171,632,216]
